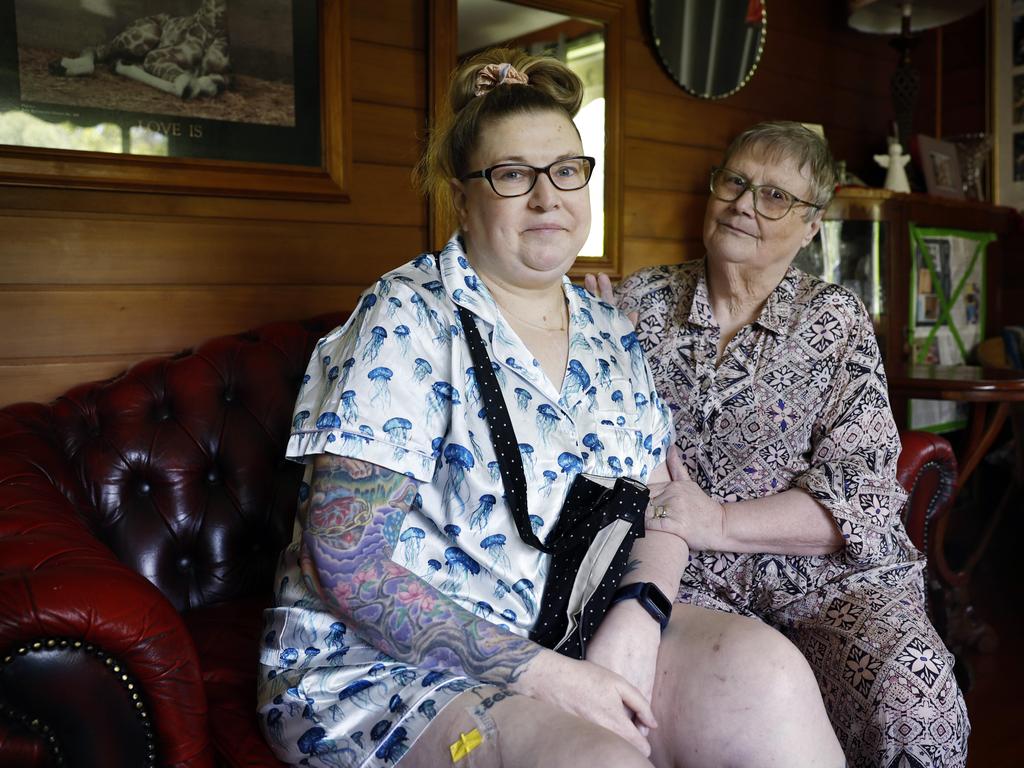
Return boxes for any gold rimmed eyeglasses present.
[709,166,822,220]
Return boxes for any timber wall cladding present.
[0,1,430,406]
[0,0,951,406]
[620,1,898,273]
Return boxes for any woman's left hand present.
[647,445,728,552]
[585,600,662,731]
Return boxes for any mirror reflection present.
[648,0,766,99]
[458,0,606,259]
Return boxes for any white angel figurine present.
[874,140,911,193]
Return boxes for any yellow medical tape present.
[449,728,483,763]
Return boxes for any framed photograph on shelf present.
[993,0,1024,208]
[907,224,994,432]
[0,0,349,200]
[917,134,964,198]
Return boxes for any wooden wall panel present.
[0,357,156,408]
[0,286,364,360]
[350,0,426,50]
[0,1,430,407]
[0,216,424,286]
[623,189,706,240]
[619,1,905,276]
[0,163,424,224]
[351,41,425,110]
[0,1,988,406]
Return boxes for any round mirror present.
[648,0,766,100]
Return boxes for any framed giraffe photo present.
[0,0,349,200]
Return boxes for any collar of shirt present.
[683,257,800,338]
[436,232,587,402]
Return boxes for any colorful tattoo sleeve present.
[302,454,542,684]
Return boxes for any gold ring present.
[653,504,668,519]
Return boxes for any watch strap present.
[611,582,671,631]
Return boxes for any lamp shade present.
[848,0,985,34]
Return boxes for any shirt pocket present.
[590,376,639,427]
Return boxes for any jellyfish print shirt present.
[257,233,673,767]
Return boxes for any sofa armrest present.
[0,410,215,768]
[896,429,958,555]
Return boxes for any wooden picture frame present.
[993,0,1024,208]
[0,0,350,201]
[917,134,964,199]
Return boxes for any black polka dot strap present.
[458,304,546,551]
[457,304,649,659]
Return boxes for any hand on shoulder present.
[583,272,638,326]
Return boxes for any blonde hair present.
[723,121,837,218]
[415,47,584,223]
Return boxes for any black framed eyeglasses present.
[709,166,822,220]
[460,156,596,198]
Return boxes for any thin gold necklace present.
[494,297,567,332]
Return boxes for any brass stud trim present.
[1,636,157,766]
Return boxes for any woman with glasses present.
[258,50,844,768]
[590,121,968,768]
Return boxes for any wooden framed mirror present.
[428,0,625,277]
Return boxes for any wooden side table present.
[888,364,1024,654]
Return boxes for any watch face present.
[643,583,672,619]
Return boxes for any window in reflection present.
[0,110,169,155]
[566,34,604,258]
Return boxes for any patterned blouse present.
[617,259,917,614]
[257,234,673,766]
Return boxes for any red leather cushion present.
[897,430,958,550]
[186,598,286,767]
[44,314,345,613]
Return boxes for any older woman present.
[258,53,844,768]
[591,121,968,768]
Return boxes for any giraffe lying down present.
[49,0,230,100]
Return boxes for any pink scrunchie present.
[474,62,529,96]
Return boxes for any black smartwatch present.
[610,582,672,632]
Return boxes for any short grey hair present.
[722,121,836,218]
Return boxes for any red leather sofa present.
[0,314,957,768]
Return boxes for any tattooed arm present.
[302,452,540,683]
[303,452,659,754]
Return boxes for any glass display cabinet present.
[795,187,1017,430]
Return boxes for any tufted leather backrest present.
[38,313,347,613]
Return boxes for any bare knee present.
[654,611,844,767]
[498,699,653,768]
[671,613,820,703]
[735,623,823,707]
[551,727,653,768]
[407,686,652,768]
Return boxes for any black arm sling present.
[455,303,649,658]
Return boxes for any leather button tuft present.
[137,481,151,496]
[177,557,191,572]
[206,469,219,484]
[223,391,234,403]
